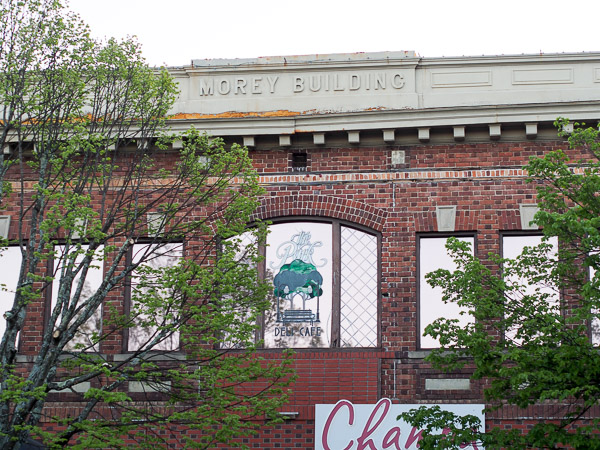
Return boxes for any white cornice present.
[166,101,600,136]
[417,52,600,66]
[190,51,418,71]
[167,52,600,137]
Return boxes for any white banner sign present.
[315,398,485,450]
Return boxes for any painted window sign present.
[224,220,378,349]
[265,223,332,348]
[273,232,325,307]
[273,258,323,322]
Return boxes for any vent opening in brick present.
[291,153,307,172]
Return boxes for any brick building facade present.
[7,51,600,448]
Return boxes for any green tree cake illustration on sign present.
[272,231,324,325]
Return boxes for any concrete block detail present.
[243,136,255,147]
[70,218,86,240]
[136,139,150,150]
[391,150,405,165]
[562,122,574,134]
[425,378,470,391]
[431,71,492,88]
[519,204,539,230]
[383,129,395,143]
[147,212,166,237]
[279,135,292,147]
[313,133,325,145]
[129,380,171,393]
[436,205,457,232]
[348,131,360,144]
[418,128,430,142]
[525,123,538,138]
[453,126,465,141]
[489,124,502,140]
[50,382,91,394]
[198,155,211,166]
[512,68,573,85]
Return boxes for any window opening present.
[127,242,182,351]
[220,231,259,350]
[502,234,558,345]
[419,236,475,349]
[0,247,22,339]
[51,245,104,351]
[291,152,308,172]
[262,220,379,349]
[340,227,378,347]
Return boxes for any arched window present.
[259,219,379,349]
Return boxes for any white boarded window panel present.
[51,245,104,351]
[591,262,600,345]
[128,243,182,351]
[220,231,258,350]
[0,247,22,338]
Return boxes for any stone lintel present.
[425,378,471,391]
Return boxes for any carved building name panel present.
[198,71,407,97]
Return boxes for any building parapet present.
[168,51,600,139]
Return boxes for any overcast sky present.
[68,0,599,67]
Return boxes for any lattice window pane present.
[340,227,377,347]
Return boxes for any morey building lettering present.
[5,51,600,448]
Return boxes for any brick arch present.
[252,194,387,232]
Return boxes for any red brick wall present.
[235,139,581,448]
[26,136,592,447]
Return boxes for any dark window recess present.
[291,153,308,172]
